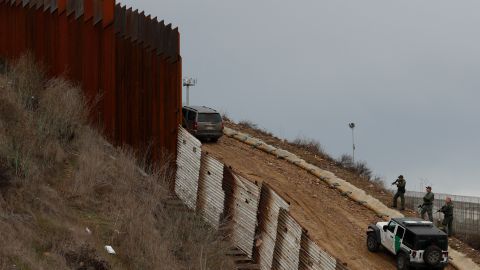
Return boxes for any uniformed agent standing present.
[420,186,435,222]
[392,175,406,210]
[439,197,454,236]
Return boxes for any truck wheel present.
[424,245,442,266]
[367,233,380,252]
[396,252,410,270]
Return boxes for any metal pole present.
[183,78,196,106]
[349,122,356,164]
[351,128,355,164]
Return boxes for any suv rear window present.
[415,235,448,250]
[198,113,221,123]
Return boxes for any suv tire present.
[367,233,380,252]
[424,245,442,266]
[396,252,410,270]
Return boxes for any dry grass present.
[237,120,274,137]
[220,111,231,122]
[337,154,374,180]
[0,55,234,270]
[290,137,326,156]
[460,235,480,250]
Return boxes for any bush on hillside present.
[338,154,374,180]
[291,137,326,156]
[238,120,274,137]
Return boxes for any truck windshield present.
[198,113,221,123]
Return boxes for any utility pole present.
[349,122,356,164]
[183,78,197,106]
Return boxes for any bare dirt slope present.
[203,135,454,270]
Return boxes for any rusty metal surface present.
[73,0,82,19]
[66,0,74,15]
[93,0,101,25]
[254,184,290,270]
[145,15,155,50]
[232,173,261,258]
[272,209,302,270]
[49,0,56,12]
[113,3,121,33]
[197,153,225,228]
[299,233,337,270]
[131,9,139,42]
[83,0,92,20]
[224,171,261,258]
[0,0,182,162]
[138,12,145,46]
[43,0,49,11]
[175,127,201,210]
[102,0,113,27]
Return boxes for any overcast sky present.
[120,0,480,197]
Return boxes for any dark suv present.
[182,106,223,142]
[367,217,448,270]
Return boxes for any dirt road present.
[203,135,455,270]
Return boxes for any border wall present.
[175,126,350,270]
[0,0,182,162]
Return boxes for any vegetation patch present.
[0,55,234,270]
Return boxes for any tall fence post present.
[101,0,115,139]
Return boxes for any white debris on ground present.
[104,245,116,255]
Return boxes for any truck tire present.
[396,252,410,270]
[367,232,380,252]
[424,245,442,266]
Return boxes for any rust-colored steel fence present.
[0,0,182,161]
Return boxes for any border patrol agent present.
[420,186,434,222]
[439,197,454,236]
[392,175,406,210]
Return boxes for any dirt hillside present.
[203,125,456,270]
[223,120,480,266]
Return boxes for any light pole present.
[349,122,356,164]
[183,78,197,106]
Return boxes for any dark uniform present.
[439,201,454,236]
[392,176,406,210]
[421,190,434,222]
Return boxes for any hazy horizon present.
[120,0,480,197]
